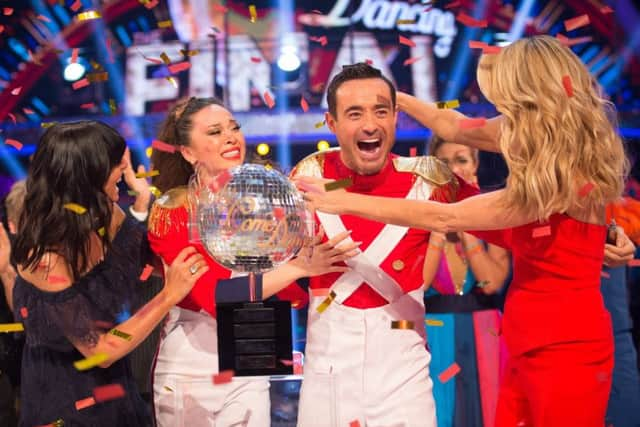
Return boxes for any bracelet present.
[465,245,483,256]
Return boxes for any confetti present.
[160,52,171,65]
[166,76,178,88]
[564,14,590,32]
[4,139,23,150]
[3,8,13,16]
[64,203,87,214]
[75,396,96,410]
[263,91,275,109]
[562,75,573,97]
[316,290,336,313]
[168,61,191,74]
[482,45,501,54]
[0,323,24,333]
[10,87,21,96]
[438,362,461,383]
[409,147,417,157]
[37,14,52,23]
[444,0,461,8]
[628,259,640,267]
[459,118,486,129]
[8,113,16,124]
[300,97,309,112]
[41,122,57,128]
[157,20,172,28]
[578,182,594,197]
[20,307,28,318]
[397,19,416,25]
[23,108,36,115]
[151,139,176,153]
[365,59,373,65]
[135,170,160,179]
[250,56,262,63]
[109,328,132,341]
[180,49,199,57]
[280,358,294,366]
[532,225,551,238]
[87,72,109,83]
[456,12,488,28]
[249,5,257,23]
[601,271,610,278]
[0,25,4,34]
[72,78,90,90]
[74,353,109,371]
[314,120,325,129]
[71,0,82,12]
[436,99,460,109]
[97,227,105,236]
[324,177,352,192]
[70,48,79,64]
[109,99,117,114]
[403,56,423,66]
[468,40,487,50]
[209,170,232,192]
[349,421,362,427]
[80,103,95,109]
[149,186,162,198]
[556,34,592,47]
[273,207,286,220]
[310,287,331,297]
[93,383,126,402]
[213,369,235,384]
[127,190,139,196]
[90,60,103,70]
[399,35,415,47]
[139,264,154,281]
[425,319,444,326]
[309,36,328,46]
[391,320,415,329]
[164,386,173,392]
[600,6,613,14]
[76,10,102,21]
[213,4,229,13]
[47,275,68,285]
[141,0,159,9]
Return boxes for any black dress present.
[13,217,153,427]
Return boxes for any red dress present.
[475,214,613,427]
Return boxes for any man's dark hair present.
[326,63,396,118]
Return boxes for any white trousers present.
[153,307,271,427]
[297,289,437,427]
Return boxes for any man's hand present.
[604,225,636,268]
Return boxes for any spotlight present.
[317,140,330,151]
[277,45,301,72]
[63,60,86,82]
[256,143,270,156]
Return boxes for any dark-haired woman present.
[12,121,207,427]
[148,97,357,426]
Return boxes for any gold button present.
[392,259,405,271]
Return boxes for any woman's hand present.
[162,246,209,303]
[604,226,635,267]
[123,148,152,213]
[292,226,360,277]
[293,176,351,215]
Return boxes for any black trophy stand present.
[217,271,294,376]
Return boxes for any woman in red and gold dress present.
[298,36,628,427]
[148,97,358,427]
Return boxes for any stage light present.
[317,140,330,151]
[63,60,86,82]
[277,45,301,72]
[256,143,270,156]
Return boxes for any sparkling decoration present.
[193,164,311,273]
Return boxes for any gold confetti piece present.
[64,203,87,214]
[0,323,24,333]
[76,10,102,21]
[316,291,336,313]
[180,49,199,57]
[324,178,352,192]
[164,386,173,392]
[90,60,103,70]
[97,227,105,236]
[41,122,57,128]
[160,52,171,65]
[149,186,162,198]
[213,369,235,384]
[86,72,109,83]
[109,99,117,114]
[127,190,140,196]
[397,19,416,24]
[109,328,132,341]
[438,361,461,383]
[157,20,172,28]
[436,99,460,109]
[136,170,160,179]
[249,5,257,23]
[314,120,325,129]
[75,396,96,410]
[166,76,178,88]
[74,352,109,371]
[391,320,415,329]
[425,319,444,326]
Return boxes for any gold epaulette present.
[393,155,460,199]
[289,148,339,179]
[148,186,189,238]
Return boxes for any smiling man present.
[291,63,478,427]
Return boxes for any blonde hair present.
[478,35,628,221]
[5,179,26,226]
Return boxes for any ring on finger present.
[189,263,199,275]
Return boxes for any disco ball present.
[195,164,311,273]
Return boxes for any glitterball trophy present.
[190,163,311,376]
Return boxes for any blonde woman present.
[296,35,628,427]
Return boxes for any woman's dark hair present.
[12,121,126,281]
[151,97,225,193]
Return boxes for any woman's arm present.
[422,232,446,289]
[460,233,510,294]
[397,92,503,153]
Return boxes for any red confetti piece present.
[532,225,551,238]
[168,61,191,74]
[151,139,176,153]
[3,8,13,16]
[71,48,79,64]
[349,421,362,427]
[213,369,234,385]
[628,259,640,267]
[300,97,309,112]
[444,1,461,9]
[80,103,95,109]
[310,287,331,297]
[399,35,416,47]
[564,14,590,32]
[469,40,486,49]
[75,396,96,410]
[459,118,486,129]
[250,56,262,63]
[5,139,23,150]
[556,34,592,47]
[279,359,294,366]
[72,78,90,90]
[600,6,613,14]
[93,383,126,402]
[409,147,417,157]
[403,56,423,66]
[601,271,610,278]
[578,182,594,197]
[438,362,461,383]
[71,0,82,12]
[10,87,21,96]
[20,307,28,318]
[562,75,573,97]
[139,264,154,281]
[48,275,68,284]
[213,4,229,13]
[0,25,4,34]
[143,0,159,9]
[263,91,275,109]
[273,207,286,220]
[8,113,16,124]
[37,14,51,23]
[209,170,232,192]
[23,108,35,115]
[310,36,328,46]
[456,12,488,28]
[482,45,501,54]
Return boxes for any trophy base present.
[217,300,293,376]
